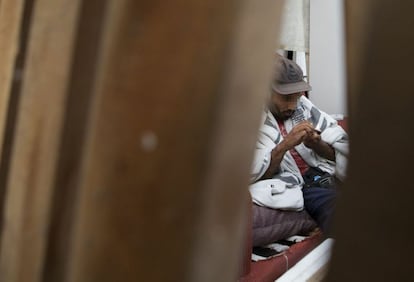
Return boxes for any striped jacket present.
[249,96,348,210]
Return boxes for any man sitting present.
[250,55,348,235]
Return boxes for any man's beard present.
[278,109,295,120]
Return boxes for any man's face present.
[269,91,303,120]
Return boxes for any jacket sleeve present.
[301,96,349,180]
[250,114,279,182]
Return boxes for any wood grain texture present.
[0,0,286,281]
[66,1,284,281]
[344,0,374,126]
[327,1,414,281]
[42,1,109,281]
[0,0,24,161]
[0,0,82,281]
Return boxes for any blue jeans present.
[302,187,337,234]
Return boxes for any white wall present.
[309,0,347,116]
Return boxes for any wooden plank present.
[64,1,284,281]
[327,1,414,281]
[42,1,110,281]
[0,0,83,281]
[344,0,374,125]
[0,0,25,164]
[0,0,35,231]
[0,0,26,250]
[0,0,285,280]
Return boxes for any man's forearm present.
[260,137,335,180]
[311,140,335,161]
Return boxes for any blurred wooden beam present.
[0,0,35,239]
[66,1,284,281]
[0,0,285,281]
[344,0,374,125]
[0,0,24,159]
[328,1,414,281]
[0,0,25,208]
[0,0,83,281]
[0,0,26,255]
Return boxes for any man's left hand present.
[303,130,321,149]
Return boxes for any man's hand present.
[303,130,322,149]
[260,121,314,180]
[281,121,315,150]
[282,121,335,161]
[303,126,335,161]
[261,121,334,180]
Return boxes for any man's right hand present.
[281,121,316,150]
[262,122,316,180]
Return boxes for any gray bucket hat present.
[272,55,312,95]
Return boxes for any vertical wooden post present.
[0,0,35,233]
[343,0,374,125]
[0,0,25,158]
[0,0,26,254]
[0,0,285,281]
[0,0,83,281]
[65,1,284,281]
[0,0,25,211]
[327,1,414,281]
